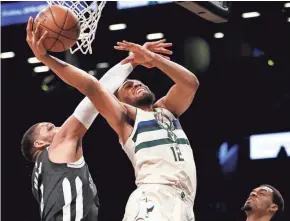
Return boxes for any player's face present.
[117,80,155,107]
[242,186,276,214]
[34,122,60,146]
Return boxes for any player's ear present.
[34,140,48,149]
[269,203,278,213]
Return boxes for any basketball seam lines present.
[48,6,69,51]
[38,24,78,41]
[61,8,73,51]
[46,6,59,51]
[47,7,79,31]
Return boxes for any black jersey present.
[32,148,99,221]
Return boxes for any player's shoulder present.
[35,147,49,162]
[37,147,87,171]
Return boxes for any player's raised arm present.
[26,18,173,143]
[152,54,199,117]
[47,59,135,161]
[115,41,199,117]
[26,17,130,139]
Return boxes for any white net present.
[46,1,106,54]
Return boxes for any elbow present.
[193,75,200,88]
[81,76,98,97]
[188,74,200,92]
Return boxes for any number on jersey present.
[34,162,42,190]
[34,162,44,214]
[170,146,184,162]
[62,177,84,220]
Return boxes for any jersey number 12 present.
[170,146,184,162]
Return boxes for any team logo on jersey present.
[154,111,177,142]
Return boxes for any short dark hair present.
[21,123,39,162]
[261,184,284,214]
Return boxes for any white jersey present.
[122,107,197,200]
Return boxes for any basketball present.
[34,5,80,52]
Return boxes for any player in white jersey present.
[112,41,199,221]
[119,106,197,221]
[29,30,199,220]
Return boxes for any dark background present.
[2,1,290,221]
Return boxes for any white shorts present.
[122,184,195,221]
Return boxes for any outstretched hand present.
[26,17,48,60]
[143,39,172,60]
[114,40,173,68]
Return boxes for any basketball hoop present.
[46,1,106,54]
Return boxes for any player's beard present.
[241,204,252,212]
[134,91,156,107]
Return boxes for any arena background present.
[1,1,290,221]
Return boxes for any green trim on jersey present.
[135,138,190,153]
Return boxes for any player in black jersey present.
[31,143,99,221]
[23,17,173,221]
